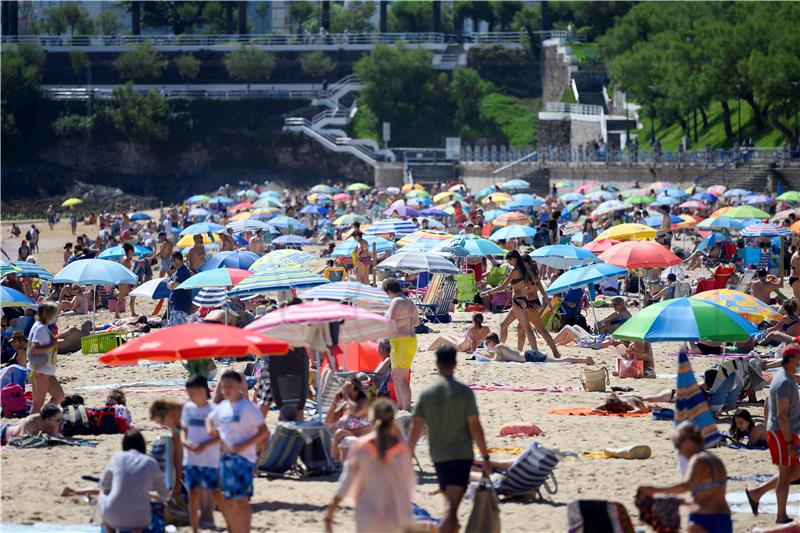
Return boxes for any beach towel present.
[470,384,576,393]
[729,473,773,483]
[675,350,722,447]
[7,432,94,448]
[499,422,544,438]
[727,491,800,516]
[546,407,649,418]
[752,523,800,533]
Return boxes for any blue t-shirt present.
[169,265,192,313]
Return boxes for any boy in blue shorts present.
[206,370,268,533]
[181,375,222,533]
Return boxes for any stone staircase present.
[694,165,784,193]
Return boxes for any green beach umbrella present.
[625,195,655,206]
[724,205,770,220]
[777,191,800,203]
[347,183,370,192]
[612,297,757,343]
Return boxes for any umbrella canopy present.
[226,219,272,233]
[531,245,598,270]
[198,250,260,271]
[592,200,629,217]
[696,216,745,232]
[176,233,223,247]
[725,205,770,220]
[376,252,459,274]
[178,268,252,290]
[61,198,82,207]
[691,192,718,203]
[250,250,316,271]
[599,240,681,269]
[709,206,734,218]
[0,286,36,308]
[302,281,391,310]
[499,179,530,191]
[597,223,657,241]
[332,236,395,258]
[300,205,329,216]
[440,235,505,257]
[504,197,542,210]
[545,262,628,295]
[268,215,307,231]
[625,195,655,206]
[311,184,337,194]
[53,259,137,286]
[187,194,210,204]
[419,208,449,217]
[347,183,370,192]
[691,289,781,324]
[245,301,396,351]
[11,261,54,280]
[0,261,20,277]
[333,193,352,202]
[722,188,752,198]
[273,235,311,246]
[613,298,757,342]
[490,225,538,241]
[208,195,234,205]
[129,278,171,300]
[231,202,252,213]
[333,214,370,226]
[129,212,152,221]
[777,191,800,203]
[230,266,328,297]
[193,288,227,308]
[397,230,453,248]
[740,223,793,237]
[707,185,727,196]
[745,194,773,205]
[384,205,420,218]
[99,323,289,366]
[675,349,722,447]
[180,222,226,236]
[188,207,211,218]
[492,212,531,227]
[98,244,153,259]
[365,218,417,238]
[575,183,599,194]
[582,238,621,253]
[678,200,708,210]
[482,192,513,205]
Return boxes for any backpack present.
[62,405,91,437]
[1,383,28,418]
[87,406,127,435]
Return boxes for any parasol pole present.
[372,242,377,286]
[780,235,785,282]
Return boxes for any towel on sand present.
[470,384,576,393]
[547,407,649,418]
[727,491,800,516]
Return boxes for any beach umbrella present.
[480,209,505,222]
[0,286,36,308]
[253,197,284,209]
[560,192,585,202]
[740,223,793,238]
[499,179,530,191]
[301,281,391,310]
[555,180,574,188]
[129,278,171,300]
[674,214,701,230]
[575,183,599,194]
[333,214,370,226]
[649,181,673,192]
[531,245,598,270]
[229,266,328,297]
[691,192,718,203]
[448,184,467,192]
[545,262,628,295]
[268,215,307,232]
[490,225,538,241]
[226,219,271,233]
[178,268,252,290]
[332,236,395,258]
[643,214,682,228]
[397,230,452,247]
[675,350,723,448]
[180,222,226,236]
[691,289,781,324]
[599,240,681,269]
[695,233,731,252]
[582,238,620,253]
[231,202,252,213]
[586,191,616,202]
[419,208,449,217]
[250,250,316,271]
[333,193,352,202]
[237,189,258,199]
[260,190,282,199]
[695,216,745,232]
[365,218,417,238]
[209,195,234,205]
[347,183,370,192]
[777,191,800,203]
[612,298,757,342]
[772,208,800,224]
[597,223,657,241]
[61,198,83,208]
[560,200,587,220]
[188,208,211,218]
[11,261,54,280]
[300,205,329,216]
[99,323,289,366]
[592,200,629,217]
[745,194,773,205]
[709,206,734,218]
[311,184,336,194]
[0,261,20,277]
[385,186,401,195]
[440,235,505,257]
[193,288,228,308]
[504,198,543,210]
[420,218,445,230]
[273,235,311,246]
[402,183,424,192]
[325,342,382,373]
[391,198,420,209]
[625,195,655,206]
[660,188,688,199]
[678,200,708,210]
[482,192,513,205]
[53,259,137,286]
[98,244,153,259]
[308,193,333,204]
[492,212,531,227]
[725,205,770,220]
[187,194,210,204]
[651,196,679,207]
[400,240,448,253]
[433,191,456,203]
[129,212,152,221]
[722,188,752,199]
[383,205,420,218]
[376,252,459,274]
[176,232,223,247]
[707,185,727,196]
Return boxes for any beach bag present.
[617,359,644,379]
[1,383,28,418]
[566,499,635,533]
[164,496,190,527]
[62,405,91,436]
[466,477,501,533]
[635,492,681,533]
[581,367,609,392]
[87,406,128,435]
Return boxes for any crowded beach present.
[3,179,800,532]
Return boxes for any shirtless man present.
[1,404,63,445]
[220,229,237,252]
[751,268,783,304]
[248,229,266,255]
[150,231,174,277]
[483,334,594,365]
[187,234,206,273]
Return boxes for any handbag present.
[465,476,501,533]
[617,359,644,379]
[164,495,190,527]
[581,367,609,392]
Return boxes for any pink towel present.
[468,384,576,393]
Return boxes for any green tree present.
[299,51,335,79]
[330,1,376,33]
[44,2,94,36]
[174,54,201,82]
[449,68,494,137]
[389,1,434,32]
[96,11,122,34]
[1,44,45,147]
[223,47,276,85]
[114,43,167,81]
[69,50,89,83]
[108,83,169,143]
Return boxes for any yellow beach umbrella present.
[482,192,512,205]
[176,232,223,247]
[597,223,657,241]
[229,211,252,221]
[402,183,424,192]
[691,289,781,324]
[710,206,733,218]
[61,198,83,208]
[433,191,456,203]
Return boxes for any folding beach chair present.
[422,278,456,323]
[411,273,441,304]
[316,370,356,417]
[256,422,307,479]
[269,348,309,412]
[493,440,560,501]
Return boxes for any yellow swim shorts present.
[389,336,417,370]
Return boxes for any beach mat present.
[2,525,100,533]
[727,491,800,516]
[77,380,191,391]
[547,407,649,418]
[470,384,576,393]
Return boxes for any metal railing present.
[42,86,321,101]
[543,102,604,116]
[538,146,800,168]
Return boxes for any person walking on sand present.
[409,346,492,533]
[325,399,415,533]
[382,278,419,412]
[150,231,174,277]
[745,343,800,524]
[26,302,64,414]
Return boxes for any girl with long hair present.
[481,250,538,351]
[518,254,561,358]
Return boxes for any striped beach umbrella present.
[98,244,153,259]
[301,281,391,310]
[581,238,620,254]
[332,236,395,258]
[53,258,137,286]
[176,232,223,247]
[739,223,793,238]
[777,191,800,203]
[226,219,272,234]
[0,261,21,277]
[193,288,228,308]
[675,350,722,448]
[178,268,252,290]
[11,261,53,280]
[499,179,530,191]
[229,266,328,297]
[267,215,307,232]
[709,206,734,218]
[397,230,453,247]
[347,183,370,192]
[250,250,316,271]
[695,216,744,232]
[364,218,417,238]
[308,193,333,204]
[250,208,281,221]
[691,289,781,324]
[492,211,531,227]
[545,262,628,295]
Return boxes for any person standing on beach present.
[188,234,207,273]
[382,278,419,412]
[409,346,492,533]
[745,343,800,524]
[151,231,174,277]
[26,302,64,413]
[167,252,192,326]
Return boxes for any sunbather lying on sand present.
[425,313,490,353]
[483,334,594,365]
[0,404,63,445]
[593,393,654,414]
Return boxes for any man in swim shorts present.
[383,278,419,411]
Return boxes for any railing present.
[491,150,539,175]
[1,30,586,49]
[42,86,321,101]
[538,146,800,168]
[543,102,604,116]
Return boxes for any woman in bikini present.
[326,378,371,461]
[639,422,732,533]
[761,298,800,345]
[596,297,631,335]
[480,250,538,352]
[353,232,371,284]
[425,313,490,353]
[728,409,767,449]
[517,254,561,358]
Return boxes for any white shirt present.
[163,218,173,239]
[180,401,220,468]
[207,399,264,463]
[27,321,56,376]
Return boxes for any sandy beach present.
[0,217,787,532]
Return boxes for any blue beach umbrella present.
[0,286,36,308]
[273,235,311,246]
[11,262,54,280]
[490,225,538,241]
[545,263,628,295]
[129,212,152,221]
[364,218,417,238]
[643,214,682,228]
[691,192,718,203]
[477,186,498,199]
[53,258,137,286]
[267,215,307,232]
[199,250,260,271]
[332,236,395,258]
[695,216,745,232]
[503,197,542,210]
[661,188,688,198]
[98,244,153,259]
[499,179,530,191]
[301,281,391,310]
[439,235,505,257]
[300,205,329,216]
[530,245,597,270]
[229,266,328,297]
[209,196,234,205]
[695,233,731,252]
[180,222,226,236]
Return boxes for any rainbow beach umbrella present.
[690,289,781,324]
